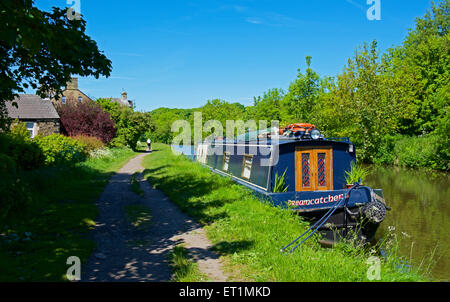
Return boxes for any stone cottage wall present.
[36,119,60,136]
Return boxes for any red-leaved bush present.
[56,99,117,143]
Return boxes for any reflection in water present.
[364,165,450,281]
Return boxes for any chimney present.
[66,77,78,90]
[121,91,128,101]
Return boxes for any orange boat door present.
[295,147,333,192]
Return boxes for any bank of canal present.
[365,165,449,281]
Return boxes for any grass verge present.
[169,245,210,282]
[142,143,430,282]
[123,205,152,231]
[0,147,137,282]
[130,173,145,197]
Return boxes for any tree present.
[319,41,404,162]
[388,0,449,135]
[282,56,321,123]
[0,0,112,129]
[56,99,117,143]
[97,98,154,149]
[251,88,285,127]
[147,108,191,144]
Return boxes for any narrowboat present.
[186,124,390,247]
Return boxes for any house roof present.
[110,97,132,107]
[6,94,60,120]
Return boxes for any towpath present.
[81,153,227,282]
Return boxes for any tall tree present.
[97,98,154,149]
[388,0,449,135]
[320,41,402,162]
[0,0,112,129]
[283,56,321,123]
[251,88,285,127]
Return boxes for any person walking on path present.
[146,138,152,152]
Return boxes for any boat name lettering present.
[288,194,344,207]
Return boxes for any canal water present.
[364,165,449,281]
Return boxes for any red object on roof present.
[280,123,316,135]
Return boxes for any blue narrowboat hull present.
[172,142,388,244]
[209,165,386,244]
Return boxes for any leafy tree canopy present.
[0,0,112,128]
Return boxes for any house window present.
[26,122,35,138]
[223,152,230,171]
[241,155,253,179]
[62,96,66,104]
[78,96,82,103]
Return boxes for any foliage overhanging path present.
[82,152,227,282]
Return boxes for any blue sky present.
[34,0,433,111]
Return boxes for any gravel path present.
[81,153,227,282]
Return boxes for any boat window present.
[242,155,253,179]
[317,153,327,187]
[301,153,311,188]
[223,152,230,171]
[197,144,208,164]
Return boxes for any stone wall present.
[36,120,60,136]
[9,119,60,138]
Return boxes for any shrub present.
[0,153,16,173]
[88,148,113,159]
[56,99,117,144]
[372,134,398,165]
[0,154,31,219]
[393,135,446,170]
[0,133,45,170]
[10,120,32,141]
[72,135,105,153]
[34,134,88,166]
[108,135,128,148]
[97,98,154,150]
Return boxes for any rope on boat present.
[280,183,361,254]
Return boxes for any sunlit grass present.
[169,245,210,282]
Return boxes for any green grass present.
[0,147,137,282]
[142,143,430,282]
[130,173,145,197]
[123,205,152,231]
[169,245,210,282]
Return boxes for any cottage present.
[6,94,60,138]
[51,77,93,105]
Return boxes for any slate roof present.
[6,94,60,120]
[110,97,132,107]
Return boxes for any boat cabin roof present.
[208,137,353,148]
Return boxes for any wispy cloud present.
[246,17,264,25]
[82,75,136,82]
[245,12,301,27]
[109,76,136,80]
[345,0,366,12]
[221,4,247,13]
